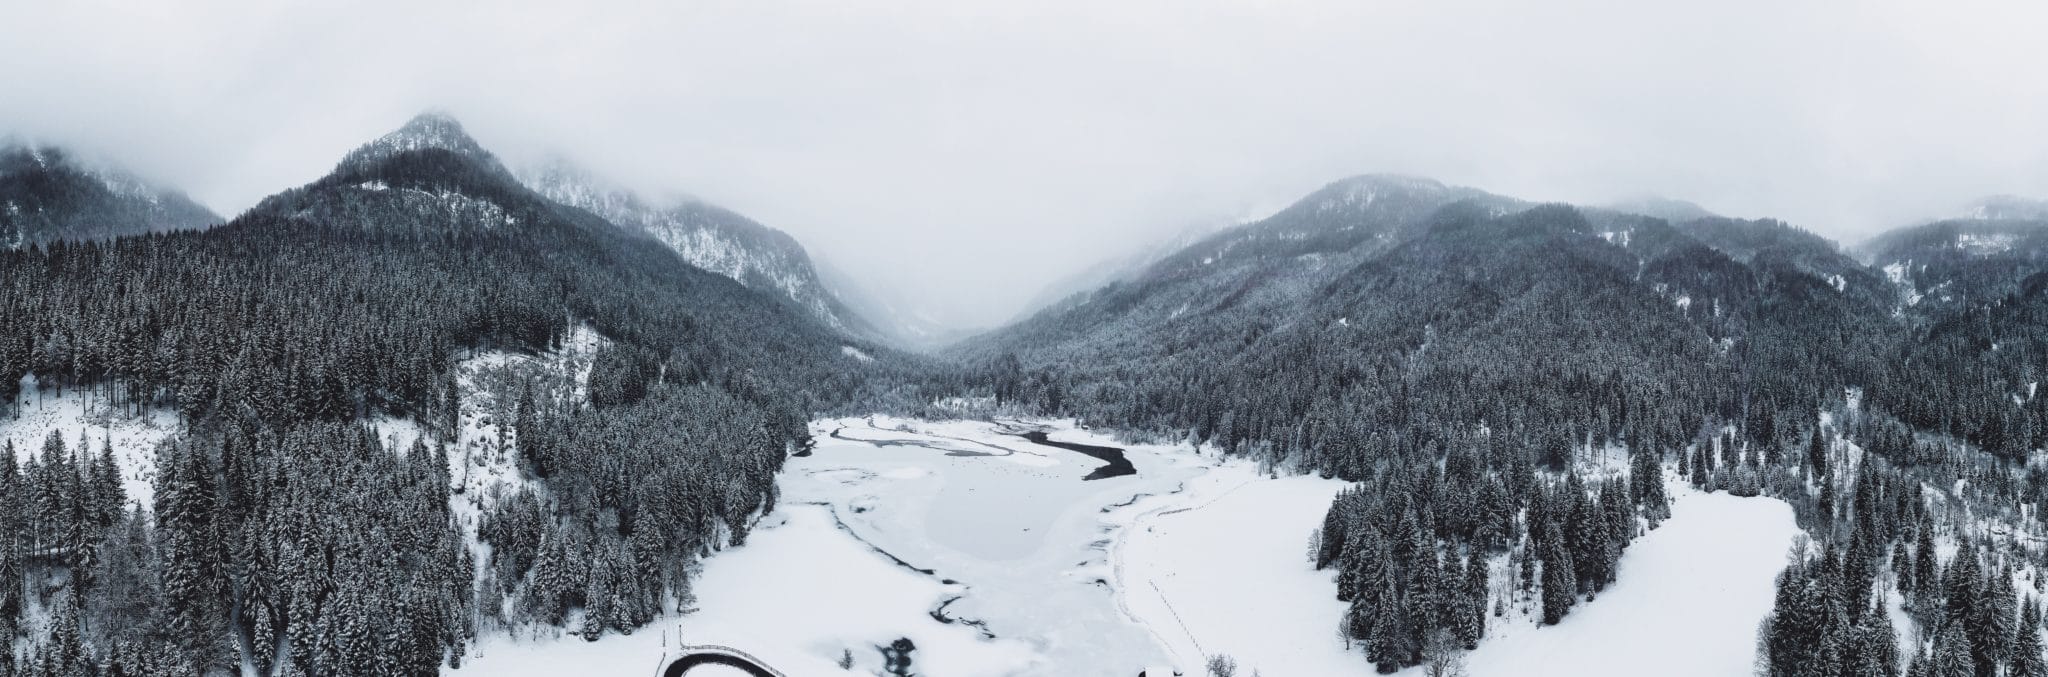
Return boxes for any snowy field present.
[1417,484,1801,677]
[1120,471,1801,677]
[1116,461,1357,675]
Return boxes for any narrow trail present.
[1104,465,1257,670]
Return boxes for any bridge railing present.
[653,644,788,677]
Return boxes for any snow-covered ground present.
[3,375,177,508]
[1428,485,1801,677]
[446,412,1804,677]
[779,416,1210,673]
[458,505,1037,676]
[1115,461,1356,675]
[374,324,607,635]
[376,324,609,510]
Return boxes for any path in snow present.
[1115,461,1356,675]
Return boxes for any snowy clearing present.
[4,375,177,508]
[1425,485,1800,677]
[1116,461,1356,676]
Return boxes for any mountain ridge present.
[519,160,885,341]
[1,140,220,247]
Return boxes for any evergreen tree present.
[2013,610,2047,677]
[1539,519,1575,625]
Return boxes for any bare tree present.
[1205,654,1238,677]
[1424,629,1468,677]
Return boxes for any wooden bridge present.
[655,644,786,677]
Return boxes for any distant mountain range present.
[6,110,2048,677]
[3,117,963,350]
[1,141,219,247]
[954,171,2048,467]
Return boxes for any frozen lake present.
[785,416,1209,672]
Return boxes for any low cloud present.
[5,0,2045,327]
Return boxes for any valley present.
[446,415,1340,675]
[5,107,2048,677]
[431,415,1809,677]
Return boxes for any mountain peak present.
[336,111,497,172]
[1290,174,1484,218]
[1606,195,1718,223]
[387,111,473,149]
[1332,173,1449,191]
[1319,174,1450,203]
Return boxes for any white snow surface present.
[380,324,610,630]
[1884,261,1925,306]
[1116,461,1354,676]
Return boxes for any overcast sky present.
[5,0,2046,329]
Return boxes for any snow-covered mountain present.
[246,112,547,237]
[1604,195,1719,223]
[239,110,876,376]
[1958,194,2048,221]
[1010,219,1228,326]
[956,174,1524,360]
[521,161,882,340]
[335,111,503,175]
[0,140,219,247]
[1860,216,2048,316]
